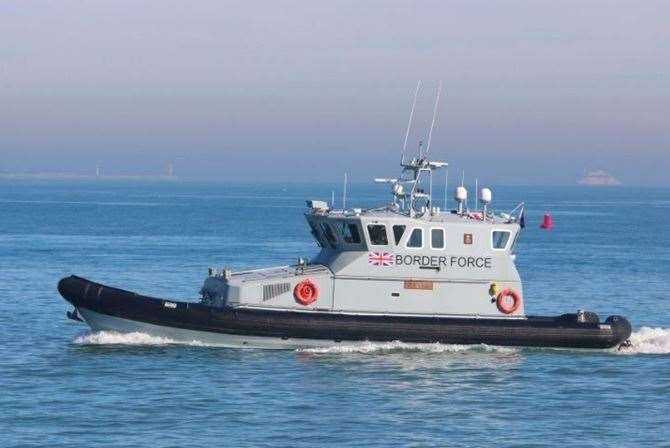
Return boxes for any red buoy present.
[540,213,554,229]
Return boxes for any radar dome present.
[455,186,468,202]
[479,188,492,204]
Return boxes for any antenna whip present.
[425,81,442,157]
[401,81,421,164]
[342,172,348,210]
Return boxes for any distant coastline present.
[0,172,178,182]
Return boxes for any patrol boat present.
[58,155,632,349]
[58,92,632,350]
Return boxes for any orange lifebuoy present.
[294,279,319,306]
[496,288,522,314]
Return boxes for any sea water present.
[1,181,669,447]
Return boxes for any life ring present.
[294,279,319,306]
[496,288,522,314]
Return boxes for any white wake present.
[72,328,670,355]
[74,331,203,346]
[297,340,518,354]
[616,327,670,355]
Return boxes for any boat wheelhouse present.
[201,156,524,319]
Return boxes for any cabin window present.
[343,223,362,244]
[332,221,362,244]
[406,228,423,248]
[492,230,511,250]
[393,225,406,245]
[510,231,520,252]
[321,222,337,246]
[431,228,445,249]
[367,224,388,246]
[308,221,324,247]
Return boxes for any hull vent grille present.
[263,282,290,301]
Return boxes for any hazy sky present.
[1,1,668,185]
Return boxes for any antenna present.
[475,178,479,211]
[443,168,448,210]
[331,190,335,209]
[401,81,421,164]
[461,170,468,211]
[425,81,442,157]
[429,168,433,214]
[342,172,348,210]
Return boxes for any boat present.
[58,86,632,350]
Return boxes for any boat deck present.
[230,264,331,282]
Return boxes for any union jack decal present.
[368,251,395,266]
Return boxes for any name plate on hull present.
[403,280,434,290]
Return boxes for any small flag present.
[519,208,526,229]
[368,252,395,266]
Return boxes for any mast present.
[379,82,448,217]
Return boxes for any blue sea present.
[1,180,669,447]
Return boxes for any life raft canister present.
[496,288,522,314]
[294,279,319,306]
